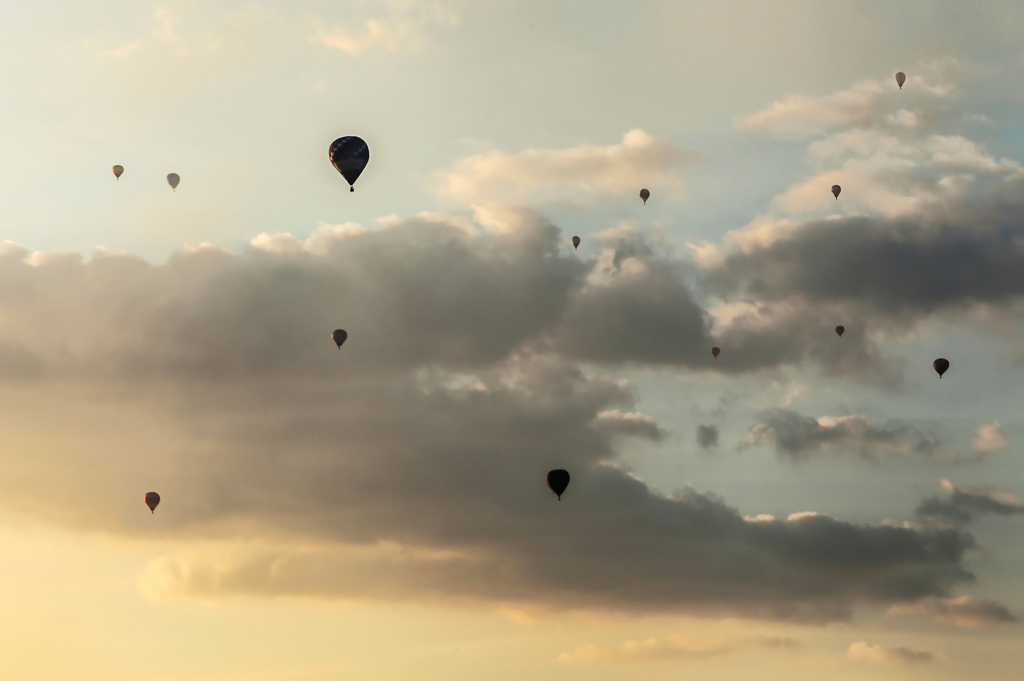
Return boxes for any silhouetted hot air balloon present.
[167,173,180,191]
[571,236,581,250]
[933,358,950,378]
[547,469,570,500]
[831,185,841,199]
[640,188,650,204]
[112,165,124,180]
[144,492,160,514]
[329,136,370,192]
[332,329,348,348]
[711,347,720,358]
[895,72,906,89]
[836,325,845,337]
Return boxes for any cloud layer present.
[0,211,984,621]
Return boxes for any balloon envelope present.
[571,235,581,250]
[933,358,950,378]
[836,325,845,337]
[112,165,124,179]
[332,329,348,348]
[546,469,570,500]
[144,492,160,513]
[167,173,180,190]
[329,136,370,191]
[710,347,720,358]
[640,188,650,204]
[895,72,906,89]
[831,184,841,199]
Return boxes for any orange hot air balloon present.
[112,165,124,180]
[933,358,949,378]
[572,236,581,250]
[546,469,570,500]
[710,347,720,358]
[895,72,906,89]
[144,492,160,514]
[639,188,650,204]
[831,185,841,199]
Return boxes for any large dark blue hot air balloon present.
[329,137,370,192]
[547,469,570,500]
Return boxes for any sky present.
[1,1,1023,679]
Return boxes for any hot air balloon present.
[332,329,348,348]
[640,188,650,204]
[836,325,845,337]
[571,236,581,250]
[933,358,949,378]
[112,165,124,180]
[167,173,180,191]
[831,185,841,199]
[711,347,720,358]
[546,469,570,500]
[329,136,370,192]
[144,492,160,514]
[895,72,906,89]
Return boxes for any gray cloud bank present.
[916,480,1024,524]
[745,409,941,460]
[0,210,1003,620]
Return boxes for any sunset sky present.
[1,1,1023,679]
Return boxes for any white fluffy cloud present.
[973,422,1009,456]
[430,130,695,204]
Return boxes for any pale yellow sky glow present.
[1,1,1023,679]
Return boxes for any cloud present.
[0,212,987,620]
[430,130,695,204]
[95,5,295,100]
[697,425,719,449]
[916,480,1024,524]
[706,183,1024,326]
[556,634,799,664]
[744,409,941,460]
[309,3,458,55]
[736,81,887,136]
[887,596,1019,628]
[592,410,666,441]
[973,422,1008,456]
[847,641,934,665]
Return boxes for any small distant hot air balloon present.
[895,72,906,89]
[640,188,650,204]
[571,236,581,250]
[711,347,720,358]
[933,358,950,378]
[836,325,845,337]
[167,173,180,191]
[332,329,348,348]
[112,165,124,180]
[329,136,370,192]
[144,492,160,514]
[831,185,841,200]
[546,469,570,500]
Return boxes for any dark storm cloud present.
[745,409,941,460]
[697,424,719,448]
[916,480,1024,524]
[0,215,984,620]
[707,186,1024,318]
